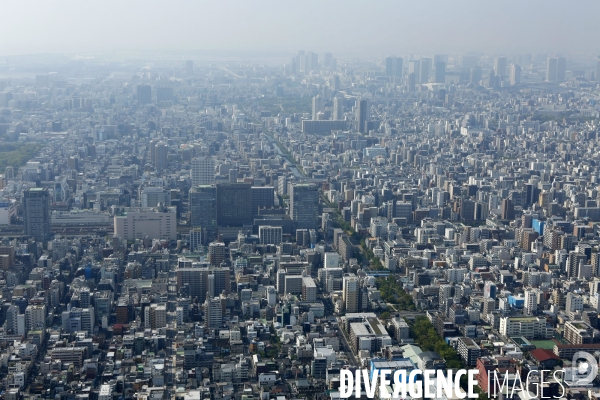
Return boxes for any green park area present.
[0,143,44,170]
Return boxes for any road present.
[266,133,305,179]
[336,316,360,368]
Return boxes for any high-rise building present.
[509,64,521,86]
[333,97,343,120]
[408,73,416,92]
[567,251,587,279]
[205,296,223,328]
[186,60,194,76]
[208,242,226,266]
[216,183,252,226]
[189,228,203,252]
[312,95,324,120]
[277,175,288,196]
[434,61,446,83]
[191,157,215,186]
[470,66,482,84]
[140,186,171,208]
[524,290,537,315]
[290,183,319,230]
[385,56,403,77]
[176,266,230,303]
[494,57,507,81]
[25,304,46,332]
[259,225,283,245]
[546,57,558,82]
[501,198,515,220]
[190,185,217,244]
[356,99,368,134]
[6,305,19,334]
[557,57,566,82]
[144,304,167,330]
[408,60,421,83]
[420,58,431,83]
[251,186,275,217]
[343,274,359,312]
[154,141,168,171]
[23,188,51,242]
[137,85,152,105]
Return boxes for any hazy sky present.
[2,0,599,57]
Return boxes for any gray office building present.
[23,188,51,242]
[290,183,319,230]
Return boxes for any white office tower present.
[191,157,215,186]
[333,97,343,120]
[312,95,324,120]
[524,290,537,315]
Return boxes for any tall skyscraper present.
[356,99,368,134]
[190,185,217,244]
[385,56,395,76]
[434,61,446,83]
[333,97,343,120]
[557,57,566,81]
[331,74,341,90]
[191,157,215,186]
[137,84,152,105]
[546,57,558,82]
[251,186,275,217]
[420,58,431,84]
[216,183,252,226]
[186,60,194,76]
[494,57,507,81]
[567,251,587,279]
[470,66,482,84]
[154,141,168,171]
[408,73,416,92]
[312,95,324,120]
[23,188,51,242]
[501,198,515,220]
[290,183,319,230]
[509,64,521,86]
[385,56,403,77]
[342,274,359,313]
[408,60,421,83]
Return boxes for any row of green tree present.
[410,316,464,369]
[376,275,416,311]
[0,143,44,170]
[360,239,386,270]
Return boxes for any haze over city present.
[1,0,600,58]
[2,2,600,400]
